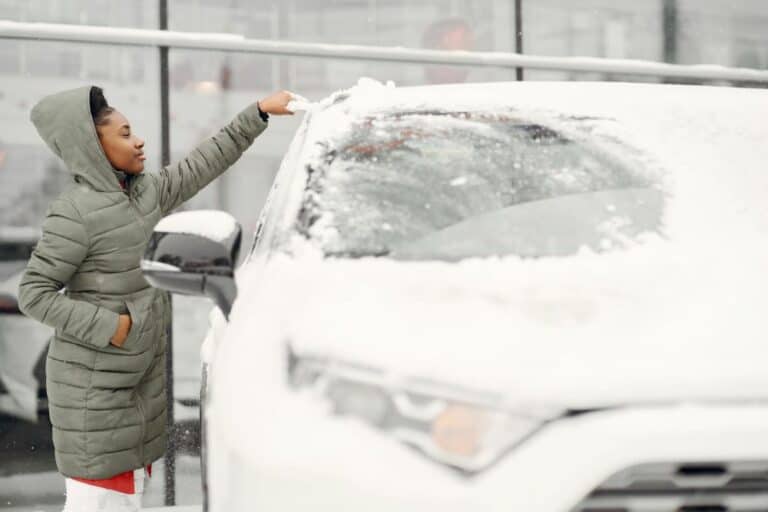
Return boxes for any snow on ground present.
[0,471,62,511]
[0,455,202,511]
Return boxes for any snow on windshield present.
[283,80,768,258]
[295,108,661,258]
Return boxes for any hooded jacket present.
[18,86,267,478]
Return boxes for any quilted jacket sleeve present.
[18,199,119,348]
[154,102,268,215]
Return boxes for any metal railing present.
[2,20,768,83]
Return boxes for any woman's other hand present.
[258,91,296,116]
[110,314,132,347]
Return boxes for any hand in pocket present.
[110,314,133,347]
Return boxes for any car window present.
[295,110,662,259]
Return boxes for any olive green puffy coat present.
[18,86,267,479]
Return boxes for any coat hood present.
[30,86,124,192]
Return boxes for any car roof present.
[300,80,766,178]
[311,80,765,120]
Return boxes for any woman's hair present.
[89,86,114,127]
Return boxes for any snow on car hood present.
[225,235,768,410]
[215,80,768,412]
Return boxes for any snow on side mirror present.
[141,210,242,319]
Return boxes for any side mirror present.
[141,210,242,319]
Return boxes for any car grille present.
[572,461,768,512]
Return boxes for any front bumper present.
[209,402,768,512]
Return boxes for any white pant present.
[62,468,148,512]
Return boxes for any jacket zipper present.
[127,178,150,466]
[126,178,150,238]
[135,392,147,464]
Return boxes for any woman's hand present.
[258,91,296,116]
[110,314,132,347]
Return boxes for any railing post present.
[159,0,175,507]
[662,0,679,65]
[515,0,524,81]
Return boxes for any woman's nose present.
[136,138,145,149]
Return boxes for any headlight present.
[286,345,548,473]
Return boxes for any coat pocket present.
[122,299,151,353]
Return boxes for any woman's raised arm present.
[154,90,293,215]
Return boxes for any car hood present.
[226,237,768,411]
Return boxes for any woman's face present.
[96,110,146,175]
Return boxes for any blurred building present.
[0,0,766,234]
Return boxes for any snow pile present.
[285,78,397,114]
[155,209,239,244]
[284,91,314,113]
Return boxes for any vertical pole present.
[515,0,524,81]
[662,0,678,64]
[159,0,175,507]
[159,3,170,168]
[277,0,292,91]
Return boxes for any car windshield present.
[296,110,663,260]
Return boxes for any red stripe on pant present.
[72,465,151,494]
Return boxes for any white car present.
[142,80,768,512]
[0,227,50,422]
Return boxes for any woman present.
[18,85,293,511]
